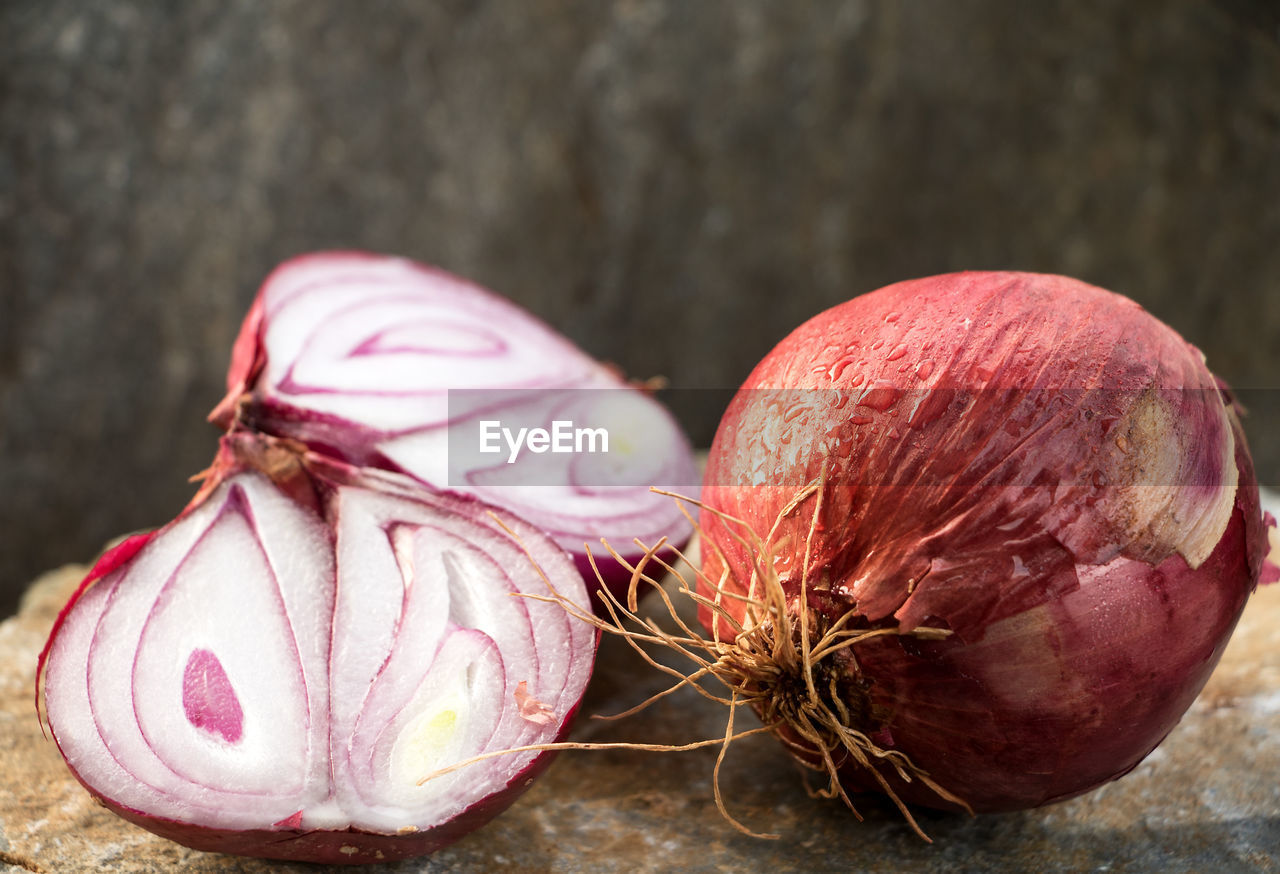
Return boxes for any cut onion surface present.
[39,441,596,865]
[210,251,698,603]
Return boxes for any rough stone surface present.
[2,517,1278,873]
[3,0,1280,615]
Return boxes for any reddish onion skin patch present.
[700,271,1267,813]
[1262,511,1279,585]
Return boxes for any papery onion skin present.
[699,271,1269,813]
[210,251,698,606]
[38,435,596,864]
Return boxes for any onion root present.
[419,477,971,842]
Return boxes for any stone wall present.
[3,0,1278,614]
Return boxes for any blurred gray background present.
[3,0,1278,617]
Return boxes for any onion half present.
[38,436,596,864]
[699,271,1271,816]
[210,252,698,602]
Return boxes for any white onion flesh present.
[216,252,698,594]
[43,467,595,840]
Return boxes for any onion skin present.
[700,271,1268,813]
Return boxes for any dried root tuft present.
[420,475,970,842]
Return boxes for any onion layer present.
[210,252,698,602]
[39,435,596,864]
[699,271,1270,814]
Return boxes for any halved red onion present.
[210,252,698,602]
[39,439,595,864]
[699,271,1271,816]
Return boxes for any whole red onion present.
[39,434,596,864]
[698,271,1272,818]
[210,252,698,603]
